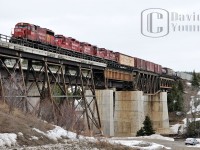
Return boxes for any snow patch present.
[33,126,96,142]
[170,123,186,134]
[141,134,174,141]
[0,133,17,147]
[109,139,171,150]
[29,136,39,140]
[186,82,191,87]
[17,132,23,137]
[110,134,172,149]
[111,134,174,141]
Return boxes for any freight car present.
[115,52,135,67]
[154,64,162,74]
[162,67,176,76]
[10,22,175,76]
[95,48,106,58]
[134,58,146,70]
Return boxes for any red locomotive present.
[80,42,95,55]
[55,35,71,49]
[96,48,107,59]
[11,22,174,76]
[12,22,55,46]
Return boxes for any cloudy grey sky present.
[0,0,200,72]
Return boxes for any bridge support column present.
[95,89,114,136]
[150,92,170,134]
[114,91,144,136]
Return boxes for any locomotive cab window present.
[16,24,28,29]
[55,35,62,38]
[47,30,54,36]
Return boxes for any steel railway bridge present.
[0,34,174,134]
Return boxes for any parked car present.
[185,138,199,145]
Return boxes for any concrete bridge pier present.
[95,89,114,136]
[83,90,170,136]
[114,91,144,136]
[149,92,170,134]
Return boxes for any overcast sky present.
[1,0,200,72]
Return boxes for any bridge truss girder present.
[0,54,102,135]
[93,70,174,94]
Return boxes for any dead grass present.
[0,102,141,149]
[0,101,56,146]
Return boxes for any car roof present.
[186,138,195,140]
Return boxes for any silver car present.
[185,138,199,145]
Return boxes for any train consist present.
[11,22,175,76]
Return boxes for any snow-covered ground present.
[0,133,17,147]
[186,86,200,114]
[32,126,172,149]
[186,82,192,87]
[110,134,173,149]
[4,122,200,149]
[0,125,172,149]
[109,139,171,150]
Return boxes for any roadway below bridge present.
[131,138,200,150]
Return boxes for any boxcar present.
[146,61,155,72]
[154,64,162,74]
[115,52,134,67]
[162,67,175,76]
[134,57,146,70]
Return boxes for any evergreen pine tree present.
[136,116,155,136]
[143,116,155,135]
[192,70,199,88]
[167,80,184,112]
[178,80,184,93]
[136,128,145,136]
[197,73,200,81]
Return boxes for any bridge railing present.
[0,34,108,64]
[0,34,10,42]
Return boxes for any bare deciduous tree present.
[2,73,25,113]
